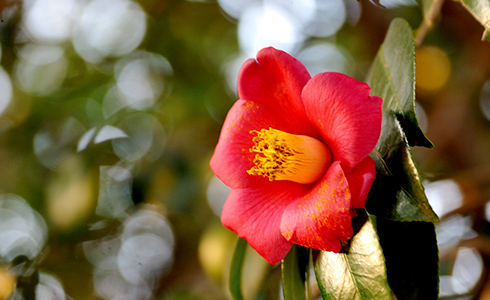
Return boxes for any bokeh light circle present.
[238,2,304,57]
[72,0,147,63]
[112,113,166,162]
[14,44,68,96]
[22,0,80,43]
[0,195,47,261]
[0,67,13,116]
[117,234,173,283]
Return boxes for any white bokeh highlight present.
[238,2,304,57]
[0,67,13,116]
[14,44,68,96]
[425,179,463,218]
[22,0,81,43]
[0,194,47,261]
[72,0,146,63]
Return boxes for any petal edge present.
[302,72,382,172]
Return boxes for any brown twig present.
[414,0,446,47]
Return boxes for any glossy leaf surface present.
[367,18,432,149]
[364,18,440,300]
[459,0,490,41]
[314,219,391,300]
[368,113,437,222]
[365,18,438,223]
[376,218,439,300]
[281,245,307,300]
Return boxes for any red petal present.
[238,47,317,137]
[221,181,309,265]
[280,161,353,252]
[302,72,382,172]
[210,99,308,189]
[345,156,376,209]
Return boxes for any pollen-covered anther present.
[246,128,332,184]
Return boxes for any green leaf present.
[314,219,392,300]
[459,0,490,41]
[365,18,438,223]
[375,217,439,299]
[229,237,247,300]
[365,19,440,295]
[367,113,438,222]
[367,18,432,149]
[281,245,307,300]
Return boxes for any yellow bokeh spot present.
[416,46,451,93]
[198,223,235,282]
[46,155,95,231]
[0,267,15,300]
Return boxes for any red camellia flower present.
[210,47,382,265]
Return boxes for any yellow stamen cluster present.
[246,128,332,184]
[247,128,300,180]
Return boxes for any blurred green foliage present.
[0,0,489,299]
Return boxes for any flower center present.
[246,128,332,184]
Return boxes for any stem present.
[414,0,446,47]
[282,245,307,300]
[306,249,312,300]
[229,237,248,300]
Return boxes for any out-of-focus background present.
[0,0,489,299]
